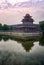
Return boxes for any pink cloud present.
[0,7,44,25]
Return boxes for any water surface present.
[0,36,44,65]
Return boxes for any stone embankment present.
[0,32,42,38]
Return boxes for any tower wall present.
[23,21,33,24]
[22,14,34,25]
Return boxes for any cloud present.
[0,7,44,25]
[0,0,44,24]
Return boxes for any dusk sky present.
[0,0,44,25]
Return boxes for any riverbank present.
[0,32,42,38]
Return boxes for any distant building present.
[10,14,41,32]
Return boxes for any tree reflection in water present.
[3,36,9,41]
[39,36,44,46]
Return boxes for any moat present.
[0,35,44,65]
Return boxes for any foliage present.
[39,21,44,32]
[2,24,9,31]
[0,23,10,31]
[39,36,44,46]
[0,23,2,30]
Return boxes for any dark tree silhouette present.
[2,24,9,31]
[0,23,2,30]
[39,21,44,34]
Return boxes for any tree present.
[39,21,44,34]
[0,23,2,30]
[2,24,9,31]
[39,36,44,46]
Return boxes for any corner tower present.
[22,14,34,24]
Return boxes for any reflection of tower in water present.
[0,35,44,51]
[22,41,34,52]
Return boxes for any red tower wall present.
[23,21,33,24]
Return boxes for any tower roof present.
[22,14,34,22]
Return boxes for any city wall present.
[0,32,42,38]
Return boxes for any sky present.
[0,0,44,25]
[0,0,29,4]
[0,0,43,4]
